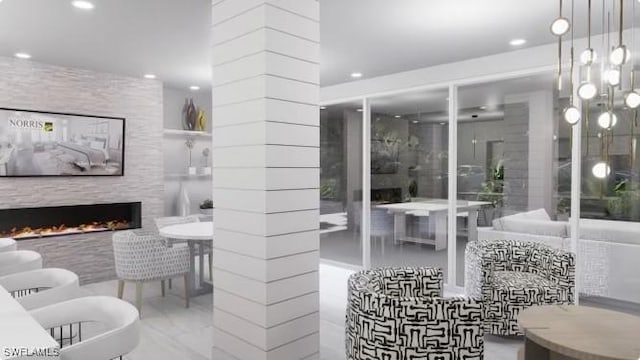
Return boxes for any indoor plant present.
[199,198,213,215]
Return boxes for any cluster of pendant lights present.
[551,0,638,178]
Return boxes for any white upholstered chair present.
[29,296,140,360]
[0,250,42,276]
[0,268,80,310]
[0,238,17,253]
[112,230,190,315]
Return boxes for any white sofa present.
[477,209,640,304]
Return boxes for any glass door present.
[319,101,364,267]
[368,88,452,282]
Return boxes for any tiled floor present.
[82,263,523,360]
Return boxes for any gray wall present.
[0,56,164,284]
[457,120,504,169]
[162,86,213,216]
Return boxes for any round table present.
[158,221,213,240]
[159,221,213,296]
[518,305,640,360]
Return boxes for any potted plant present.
[199,199,213,216]
[477,163,504,225]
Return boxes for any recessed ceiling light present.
[14,52,31,59]
[356,108,363,112]
[510,38,527,46]
[189,86,200,91]
[350,72,363,78]
[320,106,327,110]
[394,115,401,118]
[71,1,95,10]
[480,106,488,110]
[412,120,419,124]
[440,122,446,125]
[144,74,156,79]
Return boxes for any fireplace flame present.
[2,220,131,239]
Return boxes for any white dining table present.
[377,199,491,251]
[0,285,59,360]
[159,221,213,296]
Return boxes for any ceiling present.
[0,0,212,90]
[0,0,637,89]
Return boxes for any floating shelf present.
[163,129,212,138]
[164,173,212,180]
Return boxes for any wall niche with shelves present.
[163,86,213,216]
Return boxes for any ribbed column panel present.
[211,0,319,359]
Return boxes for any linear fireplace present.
[0,202,141,240]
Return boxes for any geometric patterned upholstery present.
[465,240,575,336]
[112,230,189,282]
[346,267,484,359]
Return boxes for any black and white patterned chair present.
[465,239,575,336]
[346,267,484,360]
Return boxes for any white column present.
[211,1,320,359]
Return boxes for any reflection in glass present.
[319,102,363,266]
[369,89,451,282]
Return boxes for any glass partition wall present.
[321,70,639,303]
[319,101,363,267]
[368,89,451,281]
[456,73,562,287]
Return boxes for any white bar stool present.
[29,296,140,360]
[0,250,42,276]
[0,238,17,253]
[0,268,80,310]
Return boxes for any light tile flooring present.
[82,263,523,360]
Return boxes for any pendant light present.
[580,0,598,65]
[605,68,621,86]
[550,0,571,36]
[625,71,640,108]
[597,111,618,128]
[610,0,630,66]
[578,0,598,100]
[592,161,611,178]
[552,0,568,91]
[564,0,581,126]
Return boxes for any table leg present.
[468,209,479,242]
[428,214,436,238]
[523,337,550,360]
[198,240,205,288]
[435,212,447,251]
[188,241,197,294]
[393,212,406,244]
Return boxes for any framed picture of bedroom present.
[0,107,125,177]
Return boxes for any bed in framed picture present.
[0,107,125,177]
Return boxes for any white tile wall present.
[211,1,319,356]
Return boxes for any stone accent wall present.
[0,57,163,284]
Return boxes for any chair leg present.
[117,280,125,299]
[183,274,190,309]
[135,282,143,317]
[161,280,166,297]
[208,254,213,282]
[168,278,172,289]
